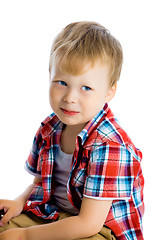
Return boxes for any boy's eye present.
[58,80,67,86]
[81,86,91,91]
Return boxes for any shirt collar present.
[78,103,108,145]
[41,113,63,139]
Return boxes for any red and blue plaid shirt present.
[24,103,144,240]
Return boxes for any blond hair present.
[49,21,123,87]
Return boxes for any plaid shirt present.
[24,103,144,240]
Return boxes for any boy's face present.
[49,61,116,131]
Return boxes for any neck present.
[60,123,86,154]
[64,123,86,137]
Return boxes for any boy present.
[0,21,144,240]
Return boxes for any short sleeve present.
[25,126,43,178]
[83,142,141,200]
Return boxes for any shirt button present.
[27,201,32,206]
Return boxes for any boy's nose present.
[63,88,78,103]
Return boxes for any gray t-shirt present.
[52,146,79,215]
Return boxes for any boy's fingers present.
[1,210,13,225]
[0,200,9,212]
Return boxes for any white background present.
[0,0,159,239]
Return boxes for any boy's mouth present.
[61,108,79,116]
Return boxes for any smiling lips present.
[61,108,79,116]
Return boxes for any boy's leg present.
[0,211,53,233]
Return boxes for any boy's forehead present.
[53,63,90,75]
[51,59,110,77]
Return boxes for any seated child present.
[0,21,144,240]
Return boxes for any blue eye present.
[82,86,91,91]
[58,81,67,86]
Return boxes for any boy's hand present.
[0,228,27,240]
[0,199,24,226]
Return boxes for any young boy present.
[0,21,144,240]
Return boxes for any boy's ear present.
[105,83,117,102]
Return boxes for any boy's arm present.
[0,177,41,225]
[26,197,112,240]
[15,177,41,207]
